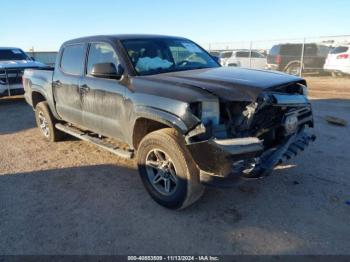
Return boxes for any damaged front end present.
[185,84,316,187]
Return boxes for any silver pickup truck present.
[0,47,46,97]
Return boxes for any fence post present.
[249,41,253,68]
[300,38,305,77]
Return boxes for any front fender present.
[133,105,191,134]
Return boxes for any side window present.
[251,51,265,58]
[281,45,302,56]
[236,51,249,58]
[304,45,317,56]
[220,52,232,59]
[60,44,85,75]
[87,42,120,76]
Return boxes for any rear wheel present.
[137,128,204,209]
[35,101,65,142]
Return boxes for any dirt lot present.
[1,77,349,255]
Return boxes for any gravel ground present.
[0,77,349,255]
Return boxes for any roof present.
[64,34,187,45]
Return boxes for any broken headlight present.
[190,100,220,126]
[301,84,308,97]
[201,101,220,126]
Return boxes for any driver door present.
[79,42,126,140]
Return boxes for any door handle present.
[53,80,62,87]
[80,84,90,92]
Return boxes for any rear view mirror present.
[91,63,124,79]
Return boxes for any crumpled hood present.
[145,67,304,101]
[0,60,46,69]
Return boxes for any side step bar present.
[55,123,133,159]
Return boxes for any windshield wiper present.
[172,66,212,72]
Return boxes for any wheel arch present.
[31,91,46,109]
[132,116,184,150]
[131,106,191,149]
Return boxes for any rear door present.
[80,42,126,140]
[303,44,318,69]
[53,43,86,126]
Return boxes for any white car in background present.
[324,45,350,76]
[218,51,233,66]
[220,50,267,69]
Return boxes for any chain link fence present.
[201,35,350,99]
[26,51,58,67]
[202,35,350,77]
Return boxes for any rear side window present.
[317,45,330,56]
[60,44,85,75]
[220,52,232,58]
[304,44,317,56]
[251,51,265,58]
[280,44,302,56]
[330,46,349,54]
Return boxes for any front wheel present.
[137,128,204,209]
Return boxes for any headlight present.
[201,101,220,125]
[301,84,308,97]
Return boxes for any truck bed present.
[23,68,54,108]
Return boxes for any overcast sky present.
[2,0,349,51]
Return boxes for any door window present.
[86,43,120,76]
[236,51,249,58]
[251,51,265,58]
[60,44,85,75]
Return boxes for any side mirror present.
[91,63,124,79]
[211,55,220,64]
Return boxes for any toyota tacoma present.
[23,35,315,209]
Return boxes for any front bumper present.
[324,66,350,75]
[187,129,316,187]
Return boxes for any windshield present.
[0,49,30,61]
[121,38,220,75]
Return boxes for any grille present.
[253,104,312,129]
[250,106,286,132]
[0,68,24,85]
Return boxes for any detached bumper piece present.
[188,129,315,187]
[244,130,316,180]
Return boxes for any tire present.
[285,63,302,76]
[137,128,205,209]
[35,101,65,142]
